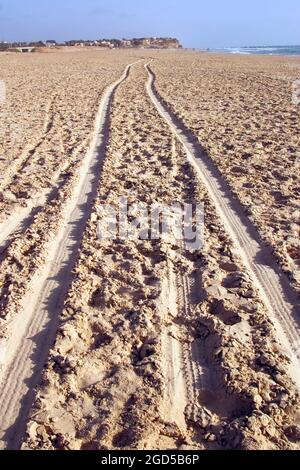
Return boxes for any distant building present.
[122,37,182,49]
[121,39,132,48]
[46,40,57,48]
[2,37,182,51]
[98,40,114,48]
[28,41,46,48]
[0,41,9,51]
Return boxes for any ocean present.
[208,45,300,56]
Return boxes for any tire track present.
[145,63,300,389]
[0,62,136,450]
[159,263,187,435]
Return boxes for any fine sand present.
[0,50,299,450]
[152,52,300,291]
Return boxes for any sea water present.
[208,45,300,56]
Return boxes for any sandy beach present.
[0,49,299,450]
[152,52,300,291]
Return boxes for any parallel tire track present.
[0,62,135,450]
[145,63,300,389]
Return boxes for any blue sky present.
[0,0,299,48]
